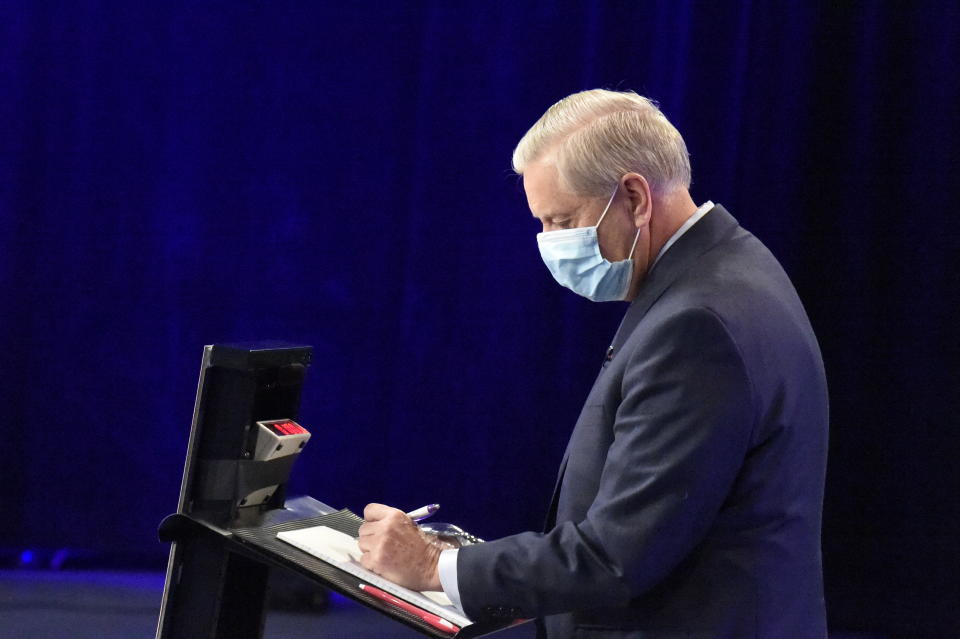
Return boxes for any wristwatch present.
[419,522,484,547]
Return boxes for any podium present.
[156,343,521,639]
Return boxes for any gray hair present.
[512,89,691,196]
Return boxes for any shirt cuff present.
[438,548,464,612]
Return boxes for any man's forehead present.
[523,159,580,219]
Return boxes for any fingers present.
[353,508,442,591]
[363,502,403,522]
[359,547,375,571]
[357,529,371,552]
[358,504,400,567]
[357,521,374,539]
[359,503,432,586]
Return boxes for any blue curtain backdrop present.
[2,2,957,635]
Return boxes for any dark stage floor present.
[0,569,890,639]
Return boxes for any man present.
[359,89,829,638]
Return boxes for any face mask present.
[536,184,641,302]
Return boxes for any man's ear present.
[621,173,652,228]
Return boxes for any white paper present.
[277,525,471,628]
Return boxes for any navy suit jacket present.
[458,205,829,638]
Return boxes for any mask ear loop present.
[594,182,621,227]
[596,181,642,259]
[626,228,641,259]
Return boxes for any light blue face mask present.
[536,183,640,302]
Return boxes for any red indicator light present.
[268,420,305,436]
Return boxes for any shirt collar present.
[651,200,714,268]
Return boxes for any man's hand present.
[357,503,445,591]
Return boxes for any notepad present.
[276,525,472,628]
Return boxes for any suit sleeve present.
[456,306,756,621]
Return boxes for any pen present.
[359,583,460,633]
[406,503,440,522]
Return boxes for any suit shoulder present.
[662,233,807,329]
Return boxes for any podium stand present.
[156,343,521,639]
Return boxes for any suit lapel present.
[543,205,740,531]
